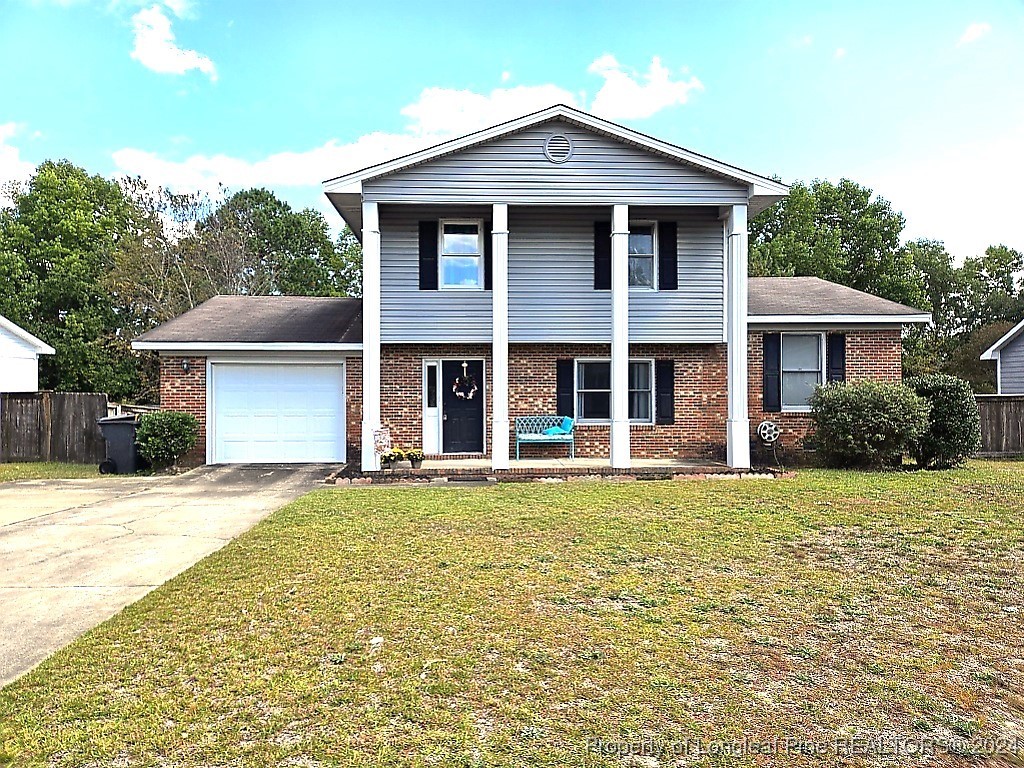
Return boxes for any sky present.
[1,0,1022,259]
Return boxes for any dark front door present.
[442,360,485,453]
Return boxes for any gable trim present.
[0,314,55,355]
[981,317,1024,360]
[322,104,789,197]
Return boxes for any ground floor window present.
[781,333,824,411]
[575,359,653,423]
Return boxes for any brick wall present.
[747,328,902,454]
[345,356,362,462]
[380,342,728,459]
[159,356,207,465]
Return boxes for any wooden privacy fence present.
[976,395,1024,456]
[1,391,108,464]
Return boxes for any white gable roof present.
[981,317,1024,360]
[0,314,55,356]
[323,104,789,234]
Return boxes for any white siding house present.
[0,315,54,393]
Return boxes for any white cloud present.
[957,22,991,47]
[501,70,511,83]
[587,55,702,120]
[399,84,579,136]
[0,123,35,196]
[834,47,847,59]
[861,123,1024,259]
[113,130,440,196]
[112,55,704,202]
[130,4,216,80]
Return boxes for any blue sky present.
[2,0,1022,258]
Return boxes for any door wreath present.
[452,361,479,400]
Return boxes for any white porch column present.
[610,204,631,469]
[361,201,382,472]
[491,203,511,470]
[726,204,751,469]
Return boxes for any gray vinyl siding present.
[363,120,748,206]
[509,206,724,343]
[380,205,493,342]
[1000,334,1024,394]
[380,205,725,344]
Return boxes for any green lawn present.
[0,462,98,483]
[2,462,1023,767]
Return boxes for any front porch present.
[326,455,776,485]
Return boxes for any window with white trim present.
[440,221,483,289]
[575,360,654,422]
[781,334,824,411]
[628,223,656,288]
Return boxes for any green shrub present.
[136,411,199,467]
[810,381,930,469]
[906,374,981,469]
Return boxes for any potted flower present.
[380,448,404,470]
[406,448,425,469]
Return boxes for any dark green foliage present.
[810,381,930,469]
[135,411,199,467]
[906,374,981,469]
[749,179,926,308]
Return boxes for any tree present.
[0,160,140,399]
[941,321,1012,393]
[195,188,360,297]
[750,179,926,308]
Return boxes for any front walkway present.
[0,465,326,687]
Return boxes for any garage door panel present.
[212,364,344,464]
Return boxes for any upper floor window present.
[628,223,656,288]
[782,334,823,411]
[440,221,483,289]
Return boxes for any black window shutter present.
[657,221,678,291]
[556,359,575,417]
[594,221,611,290]
[763,333,782,413]
[483,220,493,290]
[418,221,439,290]
[655,359,675,425]
[827,333,846,383]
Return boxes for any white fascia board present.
[131,341,363,353]
[981,317,1024,360]
[322,104,789,194]
[749,313,931,325]
[0,314,55,355]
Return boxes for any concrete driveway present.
[0,464,328,686]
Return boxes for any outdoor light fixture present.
[181,360,191,373]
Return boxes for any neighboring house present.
[980,318,1024,394]
[133,104,929,469]
[0,314,54,393]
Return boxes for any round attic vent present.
[543,133,573,163]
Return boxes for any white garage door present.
[211,363,345,463]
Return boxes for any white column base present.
[361,422,380,472]
[610,418,631,468]
[726,418,751,469]
[492,418,511,470]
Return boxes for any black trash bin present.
[97,415,146,474]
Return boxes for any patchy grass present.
[2,462,1024,766]
[0,462,98,483]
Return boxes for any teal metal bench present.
[515,415,575,460]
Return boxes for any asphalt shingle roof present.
[135,278,927,346]
[134,296,363,344]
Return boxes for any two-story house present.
[134,105,929,469]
